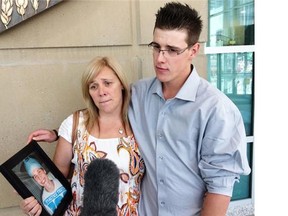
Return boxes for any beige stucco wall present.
[0,0,207,214]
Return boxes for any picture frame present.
[0,140,72,216]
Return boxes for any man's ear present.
[189,42,200,58]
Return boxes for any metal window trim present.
[204,44,255,54]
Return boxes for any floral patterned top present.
[58,111,145,216]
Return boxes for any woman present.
[20,56,145,216]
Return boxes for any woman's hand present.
[19,196,42,216]
[27,129,57,144]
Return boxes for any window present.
[208,0,254,47]
[206,0,254,201]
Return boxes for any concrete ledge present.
[227,203,254,216]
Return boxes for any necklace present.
[118,128,124,134]
[96,120,125,137]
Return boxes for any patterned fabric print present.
[117,137,145,215]
[64,120,145,216]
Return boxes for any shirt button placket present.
[156,105,168,215]
[158,153,166,212]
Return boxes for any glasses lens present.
[149,44,160,55]
[167,50,177,57]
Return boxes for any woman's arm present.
[53,136,73,178]
[27,129,58,144]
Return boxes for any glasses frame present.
[148,42,192,57]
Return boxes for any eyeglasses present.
[148,42,192,57]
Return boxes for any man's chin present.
[156,73,170,83]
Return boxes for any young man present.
[26,2,251,216]
[128,2,251,216]
[23,156,67,215]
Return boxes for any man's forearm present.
[200,192,231,216]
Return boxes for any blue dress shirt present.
[128,66,251,216]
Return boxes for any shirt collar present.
[152,65,200,102]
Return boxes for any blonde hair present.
[81,56,130,133]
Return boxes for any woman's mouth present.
[100,99,111,104]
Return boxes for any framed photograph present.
[0,140,72,216]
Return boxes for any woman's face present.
[88,66,123,115]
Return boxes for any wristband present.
[53,129,59,141]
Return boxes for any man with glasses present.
[129,2,251,216]
[25,2,251,216]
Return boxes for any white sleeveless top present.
[59,111,145,216]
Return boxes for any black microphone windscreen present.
[80,158,119,216]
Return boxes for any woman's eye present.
[89,84,97,90]
[104,81,112,86]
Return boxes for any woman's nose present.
[98,85,106,96]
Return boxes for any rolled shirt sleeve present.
[199,99,251,196]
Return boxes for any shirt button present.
[160,179,164,184]
[159,156,163,160]
[161,201,165,206]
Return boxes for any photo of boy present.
[23,156,67,215]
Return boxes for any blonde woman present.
[20,56,145,216]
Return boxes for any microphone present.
[80,158,119,216]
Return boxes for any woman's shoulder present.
[74,108,87,118]
[63,109,86,123]
[59,109,86,137]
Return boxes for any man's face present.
[151,28,199,85]
[32,168,49,186]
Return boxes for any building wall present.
[0,0,208,214]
